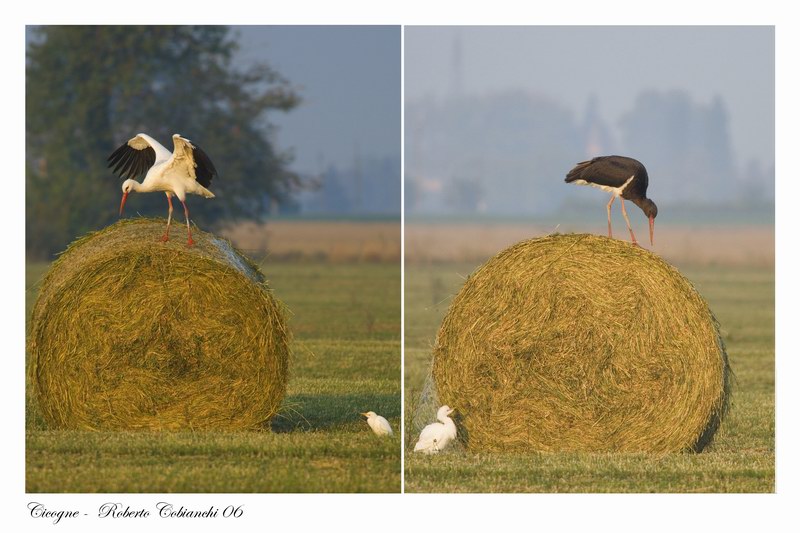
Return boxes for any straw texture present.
[433,233,729,453]
[28,218,290,430]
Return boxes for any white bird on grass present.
[414,405,457,454]
[108,133,218,247]
[360,411,393,436]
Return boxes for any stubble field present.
[26,221,401,493]
[404,223,774,492]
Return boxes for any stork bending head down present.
[565,155,658,246]
[109,133,218,246]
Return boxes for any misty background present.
[26,26,400,257]
[405,26,774,223]
[25,26,402,215]
[235,26,400,216]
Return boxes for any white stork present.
[108,133,218,246]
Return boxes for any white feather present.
[363,412,393,436]
[571,175,635,196]
[122,133,214,201]
[414,405,457,454]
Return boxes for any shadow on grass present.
[26,391,401,435]
[271,393,400,433]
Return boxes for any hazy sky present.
[405,26,774,167]
[235,26,400,174]
[25,25,401,176]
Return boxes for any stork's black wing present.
[565,155,646,189]
[191,144,218,189]
[107,138,157,180]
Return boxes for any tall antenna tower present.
[450,29,464,99]
[353,143,363,212]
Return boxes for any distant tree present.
[619,90,736,203]
[299,156,400,215]
[404,175,420,213]
[315,166,354,214]
[444,176,484,213]
[361,156,401,214]
[740,157,774,204]
[702,95,736,186]
[405,92,581,215]
[581,95,616,156]
[26,26,301,258]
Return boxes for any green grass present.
[26,261,401,493]
[404,261,774,493]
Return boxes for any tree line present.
[26,26,301,258]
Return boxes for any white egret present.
[414,405,457,454]
[109,133,218,246]
[360,411,393,436]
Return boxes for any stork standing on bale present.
[565,155,658,246]
[108,133,218,246]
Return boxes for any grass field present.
[26,260,401,493]
[404,260,774,493]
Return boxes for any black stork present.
[565,155,658,246]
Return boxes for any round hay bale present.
[432,233,729,453]
[28,218,290,430]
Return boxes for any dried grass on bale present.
[432,233,729,453]
[28,218,290,430]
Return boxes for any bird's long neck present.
[631,196,650,212]
[130,180,156,193]
[441,416,457,437]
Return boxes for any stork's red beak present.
[119,192,129,217]
[649,215,655,246]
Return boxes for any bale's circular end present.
[433,233,729,453]
[28,219,290,430]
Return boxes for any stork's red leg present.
[161,193,173,242]
[606,195,615,238]
[619,199,639,246]
[180,199,195,247]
